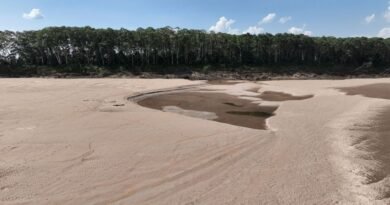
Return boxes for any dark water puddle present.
[207,80,242,85]
[224,102,243,107]
[226,111,273,118]
[138,92,277,130]
[259,91,313,101]
[246,87,261,93]
[338,83,390,100]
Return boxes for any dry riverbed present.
[1,78,390,204]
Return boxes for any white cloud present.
[209,16,239,34]
[384,2,390,22]
[23,8,44,20]
[243,26,264,35]
[385,12,390,22]
[378,27,390,38]
[288,26,312,36]
[365,14,375,24]
[279,16,292,24]
[259,13,276,24]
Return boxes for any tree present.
[1,26,390,75]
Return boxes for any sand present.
[1,78,390,204]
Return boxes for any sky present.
[1,0,390,38]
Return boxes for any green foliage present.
[1,26,390,75]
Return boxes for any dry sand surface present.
[1,78,390,204]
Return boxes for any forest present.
[1,26,390,76]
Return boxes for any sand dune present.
[1,78,390,204]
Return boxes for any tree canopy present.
[1,26,390,76]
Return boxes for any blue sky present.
[1,0,390,37]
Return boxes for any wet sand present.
[338,83,390,100]
[331,104,390,202]
[207,80,242,85]
[137,82,314,130]
[259,91,313,101]
[369,108,390,185]
[339,84,390,200]
[138,92,277,130]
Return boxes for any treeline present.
[1,26,390,75]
